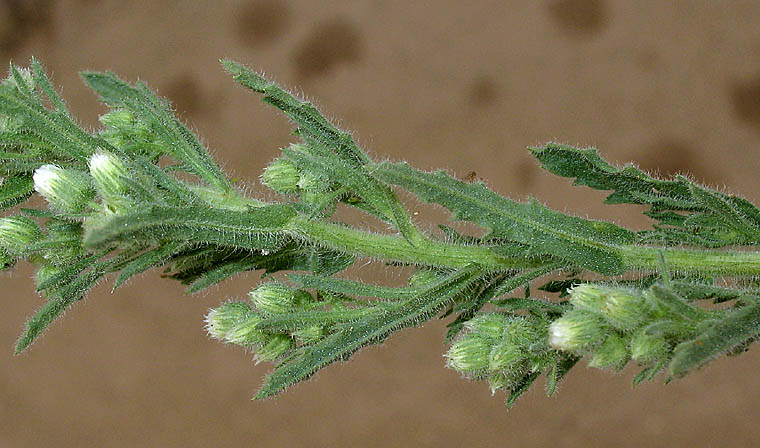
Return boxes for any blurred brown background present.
[2,0,760,446]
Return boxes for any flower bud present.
[33,165,94,213]
[293,325,327,345]
[296,171,328,193]
[260,158,300,193]
[249,282,302,314]
[446,334,491,373]
[488,342,523,372]
[255,334,293,363]
[226,313,268,346]
[88,152,131,209]
[205,301,252,341]
[464,313,507,340]
[250,282,313,314]
[570,284,648,332]
[98,109,136,130]
[548,310,606,353]
[630,328,669,363]
[588,334,629,369]
[0,215,41,255]
[504,317,541,348]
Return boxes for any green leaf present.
[0,174,34,210]
[113,241,192,290]
[80,71,230,190]
[545,354,580,397]
[221,59,369,167]
[30,57,70,117]
[506,371,540,409]
[83,204,296,251]
[669,302,760,378]
[375,161,634,274]
[255,264,483,399]
[530,143,697,210]
[688,183,760,244]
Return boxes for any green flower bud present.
[588,334,629,369]
[205,301,252,341]
[464,313,507,340]
[296,171,328,193]
[488,342,523,372]
[35,263,63,290]
[260,158,300,193]
[33,165,94,214]
[504,317,541,348]
[570,284,647,331]
[446,334,491,373]
[40,221,85,262]
[98,109,136,130]
[293,325,327,345]
[0,215,41,255]
[630,328,669,363]
[248,282,302,314]
[226,313,268,346]
[548,310,606,353]
[89,152,131,206]
[255,334,293,363]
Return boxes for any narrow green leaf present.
[506,371,540,409]
[30,57,70,117]
[546,354,580,397]
[669,302,760,378]
[221,59,369,167]
[375,161,633,274]
[83,204,296,251]
[530,143,697,210]
[255,264,483,399]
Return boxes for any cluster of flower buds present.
[548,283,692,371]
[98,109,161,159]
[260,144,335,214]
[205,300,296,363]
[446,313,550,394]
[206,282,326,363]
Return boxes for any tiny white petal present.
[33,164,61,196]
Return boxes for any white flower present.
[32,164,61,199]
[33,164,93,213]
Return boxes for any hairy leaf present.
[83,204,296,251]
[375,161,634,274]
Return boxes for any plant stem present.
[287,215,760,276]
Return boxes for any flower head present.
[33,164,93,213]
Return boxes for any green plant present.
[3,58,760,407]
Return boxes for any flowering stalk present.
[1,58,760,408]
